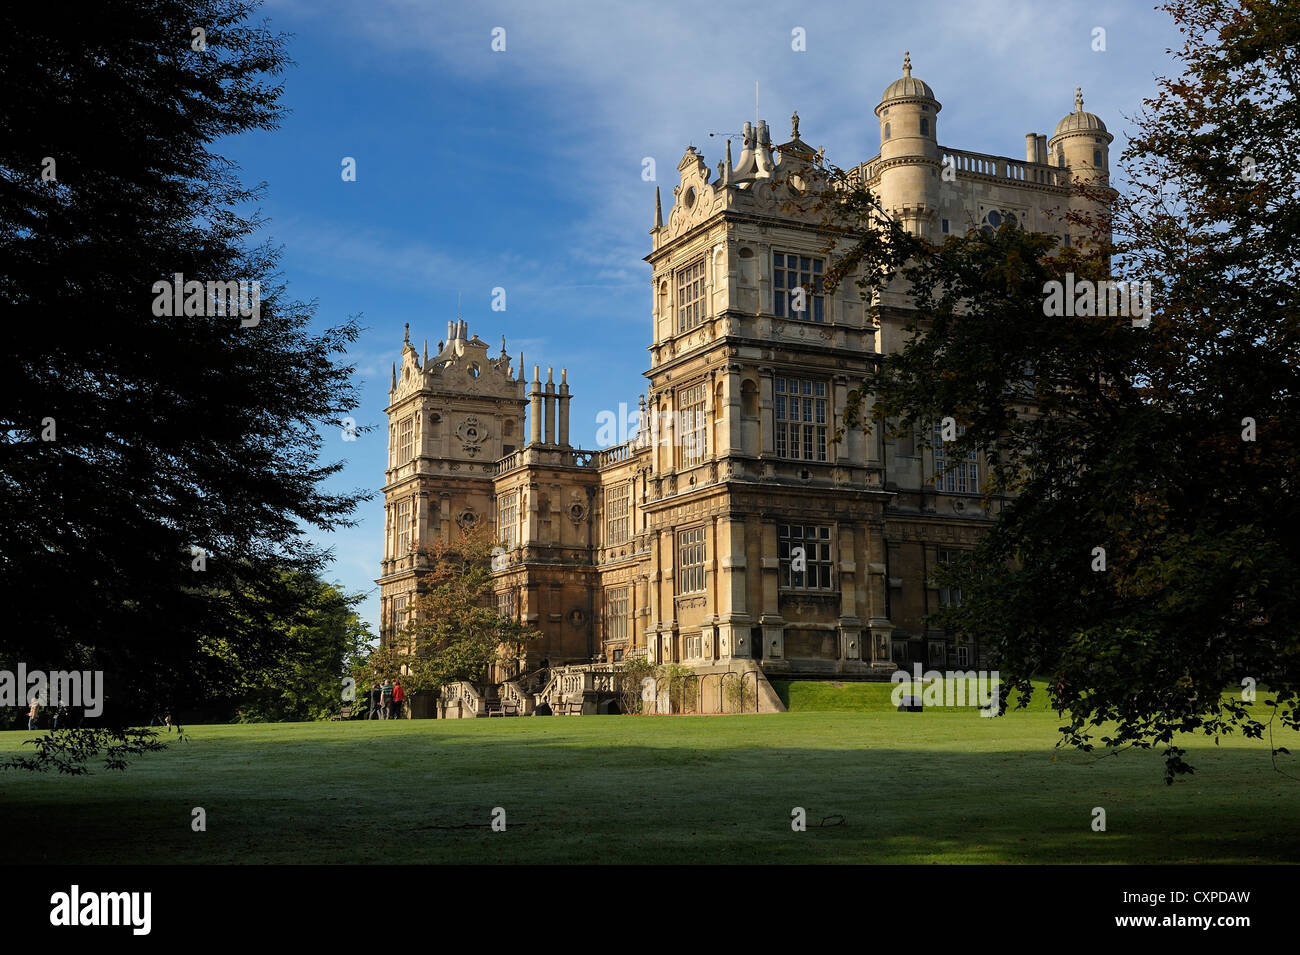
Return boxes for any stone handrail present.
[439,680,483,716]
[848,148,1069,189]
[596,442,632,467]
[547,663,623,700]
[496,449,522,474]
[499,680,534,715]
[943,147,1070,187]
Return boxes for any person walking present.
[391,679,405,720]
[368,682,382,719]
[380,679,393,720]
[27,695,40,731]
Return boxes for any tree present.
[364,524,540,697]
[0,1,369,762]
[221,571,373,723]
[814,0,1299,780]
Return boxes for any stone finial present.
[653,186,663,229]
[500,334,507,356]
[403,322,410,344]
[903,51,911,77]
[1075,86,1083,111]
[791,110,800,140]
[391,362,396,389]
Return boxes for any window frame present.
[677,526,707,595]
[932,423,979,493]
[777,524,835,591]
[606,586,629,643]
[497,490,518,549]
[935,546,965,608]
[772,252,825,321]
[395,498,412,555]
[675,257,707,335]
[496,590,517,621]
[677,382,708,468]
[396,415,414,466]
[774,376,829,462]
[605,482,631,545]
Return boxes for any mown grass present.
[1,693,1296,864]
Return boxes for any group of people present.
[367,679,405,719]
[25,696,70,731]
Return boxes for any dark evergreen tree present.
[0,0,369,758]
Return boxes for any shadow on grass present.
[1,716,1296,865]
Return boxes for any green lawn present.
[1,692,1297,864]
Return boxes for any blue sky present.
[227,0,1183,636]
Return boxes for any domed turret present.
[1047,87,1112,183]
[1047,87,1114,246]
[880,51,937,104]
[874,52,942,239]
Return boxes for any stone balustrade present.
[848,148,1069,189]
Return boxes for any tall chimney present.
[558,369,571,447]
[529,366,543,446]
[1025,133,1037,163]
[1036,135,1048,164]
[544,368,556,445]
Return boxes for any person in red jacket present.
[390,679,405,719]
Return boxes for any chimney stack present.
[529,366,543,446]
[558,369,571,447]
[544,367,556,445]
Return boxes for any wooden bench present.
[329,703,355,722]
[485,699,519,717]
[562,700,584,716]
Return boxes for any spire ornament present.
[1075,86,1083,111]
[791,110,800,140]
[903,51,911,77]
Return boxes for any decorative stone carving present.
[456,416,487,456]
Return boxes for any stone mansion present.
[377,55,1112,683]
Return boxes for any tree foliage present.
[359,524,541,695]
[0,0,369,758]
[815,0,1299,780]
[220,571,373,722]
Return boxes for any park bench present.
[329,703,355,721]
[562,700,584,716]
